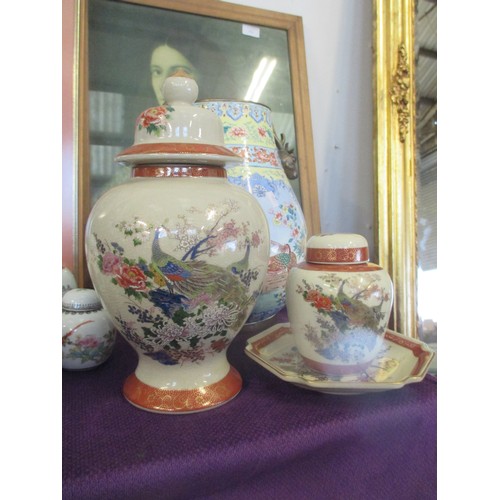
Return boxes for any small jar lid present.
[62,288,102,312]
[306,233,369,264]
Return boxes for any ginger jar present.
[85,75,270,413]
[62,266,77,297]
[62,288,116,370]
[286,234,393,376]
[199,100,307,325]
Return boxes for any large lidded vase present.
[199,100,307,324]
[286,234,393,376]
[85,75,270,414]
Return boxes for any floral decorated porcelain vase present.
[85,75,270,413]
[286,234,393,376]
[199,100,307,324]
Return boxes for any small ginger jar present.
[62,288,116,370]
[286,234,393,376]
[62,266,77,297]
[85,74,270,413]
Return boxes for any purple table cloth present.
[63,312,437,500]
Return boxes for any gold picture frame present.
[75,0,320,286]
[373,0,418,337]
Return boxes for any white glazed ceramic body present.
[199,100,307,324]
[286,234,393,376]
[62,267,77,297]
[85,174,270,412]
[62,289,116,370]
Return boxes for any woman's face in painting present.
[150,44,198,104]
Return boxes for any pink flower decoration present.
[102,252,121,275]
[79,336,99,348]
[251,231,261,247]
[230,127,247,137]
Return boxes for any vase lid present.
[306,233,370,264]
[62,288,103,312]
[115,72,241,166]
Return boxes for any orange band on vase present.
[132,165,226,178]
[306,247,369,263]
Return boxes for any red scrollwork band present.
[132,165,226,178]
[306,247,369,264]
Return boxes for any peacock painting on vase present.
[88,199,267,366]
[295,273,393,365]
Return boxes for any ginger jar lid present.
[62,288,103,312]
[115,71,241,166]
[306,233,370,264]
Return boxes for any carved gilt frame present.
[75,0,320,286]
[373,0,418,337]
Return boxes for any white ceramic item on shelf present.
[62,288,116,370]
[286,233,393,376]
[62,266,77,297]
[85,73,270,414]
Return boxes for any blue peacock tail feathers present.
[149,289,188,318]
